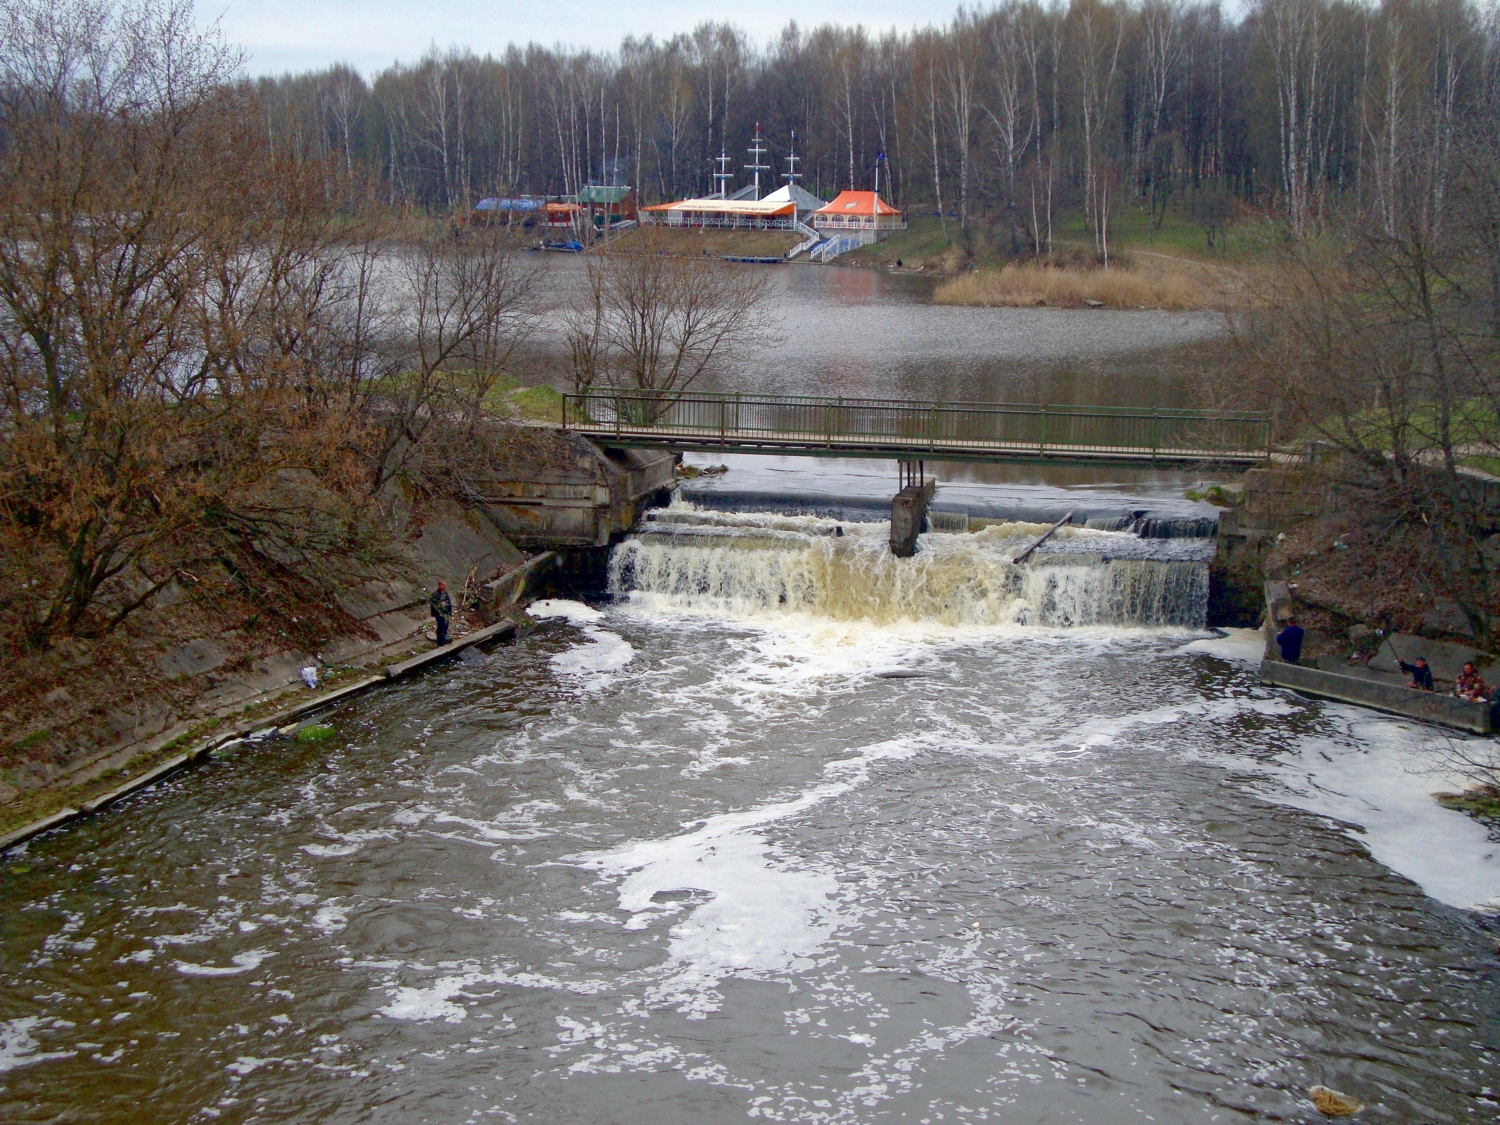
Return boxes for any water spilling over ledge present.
[610,503,1209,628]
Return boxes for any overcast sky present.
[209,0,936,77]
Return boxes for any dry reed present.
[933,262,1223,310]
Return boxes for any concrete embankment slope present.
[0,555,571,856]
[1,432,677,848]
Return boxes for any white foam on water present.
[0,1017,75,1073]
[380,976,470,1023]
[569,737,922,1016]
[226,1056,275,1076]
[376,962,618,1024]
[311,905,348,934]
[1245,705,1500,913]
[1177,626,1266,664]
[173,949,276,977]
[531,598,635,680]
[301,843,361,857]
[529,598,605,624]
[617,597,1188,727]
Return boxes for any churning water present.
[614,506,1209,629]
[3,507,1500,1124]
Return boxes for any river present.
[3,270,1499,1123]
[523,256,1226,407]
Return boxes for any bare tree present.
[1073,0,1124,263]
[943,11,983,238]
[565,234,781,417]
[1258,0,1330,237]
[0,0,395,645]
[364,231,537,495]
[983,9,1033,253]
[1135,0,1185,201]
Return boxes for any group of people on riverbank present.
[1276,618,1491,702]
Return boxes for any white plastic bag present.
[300,666,319,689]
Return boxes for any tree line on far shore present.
[258,0,1496,257]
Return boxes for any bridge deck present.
[561,392,1272,467]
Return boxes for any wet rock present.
[104,701,172,744]
[1309,1085,1363,1117]
[151,581,187,608]
[1483,533,1500,568]
[1420,598,1476,639]
[50,638,94,669]
[156,638,228,679]
[336,578,419,621]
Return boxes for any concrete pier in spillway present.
[890,478,936,557]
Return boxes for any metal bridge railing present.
[560,391,1272,463]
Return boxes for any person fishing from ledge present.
[1454,662,1487,702]
[1276,617,1305,665]
[1398,655,1435,691]
[430,580,453,646]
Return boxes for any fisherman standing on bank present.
[430,580,453,646]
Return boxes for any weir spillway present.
[609,502,1211,629]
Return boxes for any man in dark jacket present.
[430,580,453,645]
[1398,656,1435,690]
[1276,618,1305,664]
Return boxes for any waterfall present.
[608,505,1209,629]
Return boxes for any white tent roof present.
[761,184,827,212]
[642,197,796,216]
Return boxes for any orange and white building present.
[809,191,905,242]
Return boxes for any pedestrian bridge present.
[561,391,1272,467]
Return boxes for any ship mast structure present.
[713,144,734,199]
[783,131,802,186]
[744,123,770,201]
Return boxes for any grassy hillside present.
[841,203,1271,272]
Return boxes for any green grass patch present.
[8,730,51,755]
[842,216,962,269]
[507,385,565,423]
[1462,455,1500,477]
[293,723,337,743]
[1299,396,1500,454]
[843,204,1268,272]
[1184,485,1240,507]
[1437,788,1500,825]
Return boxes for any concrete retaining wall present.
[1259,659,1493,734]
[1,620,521,856]
[478,436,676,549]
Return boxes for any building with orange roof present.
[810,191,905,245]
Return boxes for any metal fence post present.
[1040,405,1048,456]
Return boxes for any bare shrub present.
[564,232,782,413]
